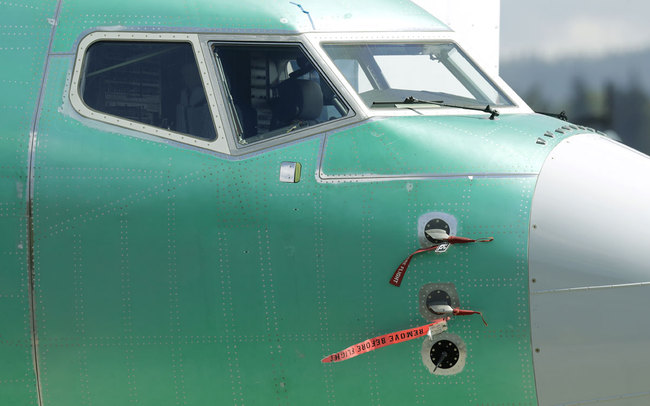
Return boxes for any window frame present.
[306,31,533,118]
[208,39,356,151]
[321,42,514,109]
[69,32,230,154]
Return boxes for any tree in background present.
[523,77,650,154]
[608,75,650,153]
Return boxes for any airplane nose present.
[528,133,650,405]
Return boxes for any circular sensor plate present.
[421,332,467,375]
[419,283,460,322]
[424,219,450,243]
[429,339,459,369]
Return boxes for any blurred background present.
[415,0,650,154]
[500,0,650,154]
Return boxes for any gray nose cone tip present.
[529,133,650,405]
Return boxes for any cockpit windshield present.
[322,43,514,110]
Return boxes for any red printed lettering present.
[390,236,494,287]
[321,319,447,363]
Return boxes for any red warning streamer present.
[453,308,488,326]
[389,236,494,287]
[321,319,447,364]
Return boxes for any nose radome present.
[528,133,650,406]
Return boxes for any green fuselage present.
[0,1,574,404]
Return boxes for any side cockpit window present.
[80,41,216,140]
[213,43,349,144]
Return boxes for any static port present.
[421,332,467,375]
[430,340,460,369]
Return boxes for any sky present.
[500,0,650,61]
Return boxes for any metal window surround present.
[304,31,533,118]
[201,33,360,156]
[69,31,231,154]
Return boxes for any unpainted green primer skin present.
[0,1,58,404]
[0,0,578,404]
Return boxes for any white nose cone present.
[529,134,650,405]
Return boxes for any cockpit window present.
[212,43,349,144]
[322,43,514,109]
[81,41,216,140]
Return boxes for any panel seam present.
[27,1,64,405]
[532,281,650,295]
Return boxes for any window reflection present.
[82,41,216,140]
[213,44,349,144]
